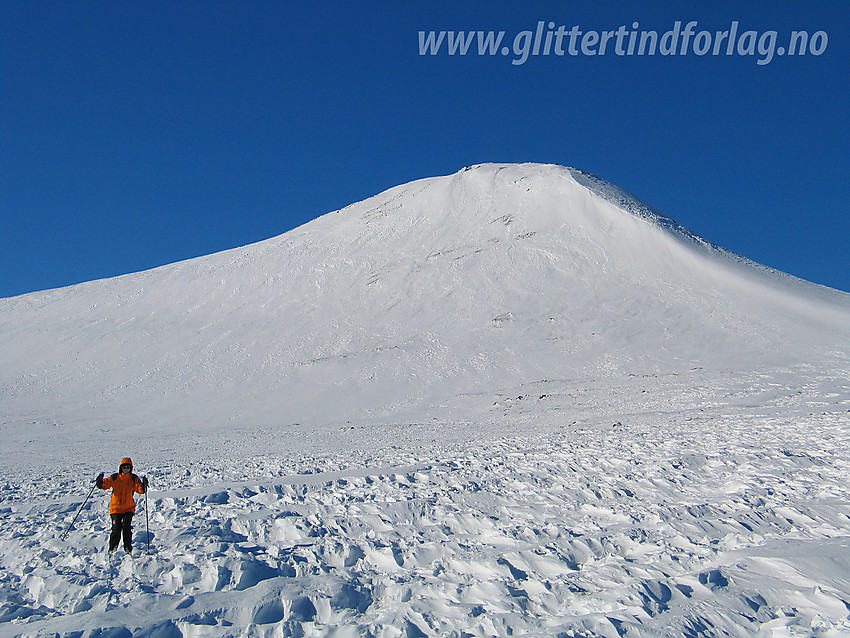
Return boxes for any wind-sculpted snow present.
[2,366,849,636]
[568,169,696,241]
[569,166,850,295]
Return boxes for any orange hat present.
[119,457,133,469]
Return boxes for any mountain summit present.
[2,163,848,464]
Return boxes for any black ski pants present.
[110,512,134,551]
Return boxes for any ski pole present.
[61,478,98,540]
[145,480,151,553]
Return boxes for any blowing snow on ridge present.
[1,163,849,637]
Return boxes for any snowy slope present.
[2,369,850,637]
[1,163,848,467]
[1,163,850,637]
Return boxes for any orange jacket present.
[100,458,145,514]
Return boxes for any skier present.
[96,458,148,553]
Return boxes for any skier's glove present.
[142,476,149,493]
[96,472,104,489]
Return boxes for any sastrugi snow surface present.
[1,163,849,636]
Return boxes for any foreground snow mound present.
[1,164,849,470]
[1,366,849,637]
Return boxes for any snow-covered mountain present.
[2,163,848,467]
[2,164,850,637]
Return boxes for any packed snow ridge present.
[1,163,849,636]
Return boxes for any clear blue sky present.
[2,1,848,297]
